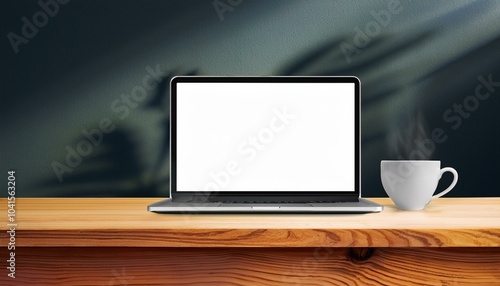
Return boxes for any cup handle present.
[430,167,458,201]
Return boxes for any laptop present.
[148,76,382,213]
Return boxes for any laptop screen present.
[173,78,357,193]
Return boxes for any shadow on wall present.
[39,28,500,197]
[35,2,500,197]
[40,71,197,197]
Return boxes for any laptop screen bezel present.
[170,76,361,203]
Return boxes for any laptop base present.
[148,198,383,213]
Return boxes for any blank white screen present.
[176,82,355,192]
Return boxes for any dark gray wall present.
[1,0,499,197]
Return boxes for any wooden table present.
[1,198,500,285]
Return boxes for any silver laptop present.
[148,76,382,213]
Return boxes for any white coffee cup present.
[380,160,458,210]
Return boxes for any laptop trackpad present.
[251,206,281,210]
[250,204,313,209]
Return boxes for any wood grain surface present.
[2,247,500,285]
[1,198,500,247]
